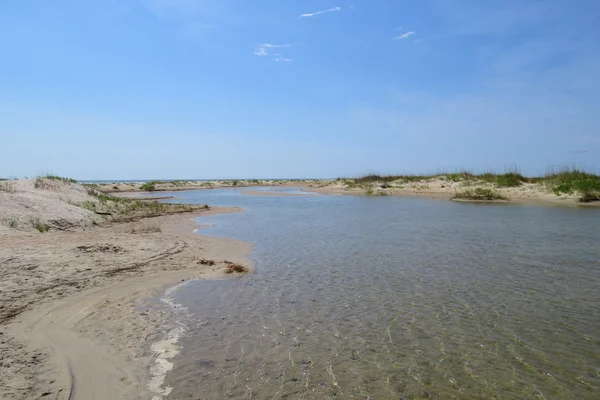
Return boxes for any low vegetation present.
[346,167,599,203]
[35,175,77,189]
[2,217,19,229]
[140,181,158,191]
[0,180,16,193]
[453,188,508,201]
[76,192,209,222]
[127,225,162,234]
[139,180,191,191]
[544,167,600,203]
[30,218,50,232]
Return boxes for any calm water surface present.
[161,188,600,400]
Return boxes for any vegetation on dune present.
[351,169,527,188]
[348,167,600,202]
[2,217,19,229]
[140,181,159,191]
[544,167,600,202]
[0,180,16,193]
[76,191,210,221]
[139,180,191,191]
[452,188,508,201]
[477,171,526,187]
[30,218,50,232]
[35,175,77,189]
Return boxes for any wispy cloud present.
[395,31,415,40]
[260,43,295,48]
[254,43,297,62]
[254,47,269,56]
[299,7,341,18]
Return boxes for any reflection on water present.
[162,188,600,399]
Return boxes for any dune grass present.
[544,167,600,202]
[34,175,77,189]
[77,191,209,221]
[0,180,16,193]
[351,170,527,187]
[2,217,19,229]
[30,218,50,232]
[453,188,508,201]
[350,167,600,202]
[127,225,162,234]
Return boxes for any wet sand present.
[0,210,253,400]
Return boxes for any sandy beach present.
[1,174,598,399]
[0,180,253,400]
[96,176,599,207]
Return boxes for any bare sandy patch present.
[0,189,252,400]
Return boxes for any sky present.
[1,0,600,179]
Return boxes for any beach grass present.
[544,167,600,202]
[139,181,159,191]
[0,180,16,193]
[127,225,162,234]
[76,191,208,221]
[30,218,50,232]
[2,217,19,229]
[452,188,508,201]
[35,175,77,189]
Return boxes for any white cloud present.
[395,31,415,40]
[260,43,295,48]
[254,43,297,61]
[299,7,341,18]
[254,47,269,56]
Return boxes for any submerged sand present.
[0,181,253,400]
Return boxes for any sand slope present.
[0,179,97,235]
[0,184,253,400]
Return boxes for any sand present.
[303,178,600,206]
[96,178,599,207]
[0,181,253,400]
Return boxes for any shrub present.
[545,167,600,199]
[140,182,157,191]
[579,190,600,203]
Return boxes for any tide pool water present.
[159,188,600,400]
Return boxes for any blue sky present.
[1,0,599,179]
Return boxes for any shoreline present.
[115,182,599,208]
[1,209,254,400]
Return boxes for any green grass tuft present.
[544,167,600,202]
[140,181,159,191]
[579,190,600,203]
[453,188,508,201]
[2,217,18,228]
[128,225,162,234]
[30,218,50,232]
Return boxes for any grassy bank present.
[343,167,600,203]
